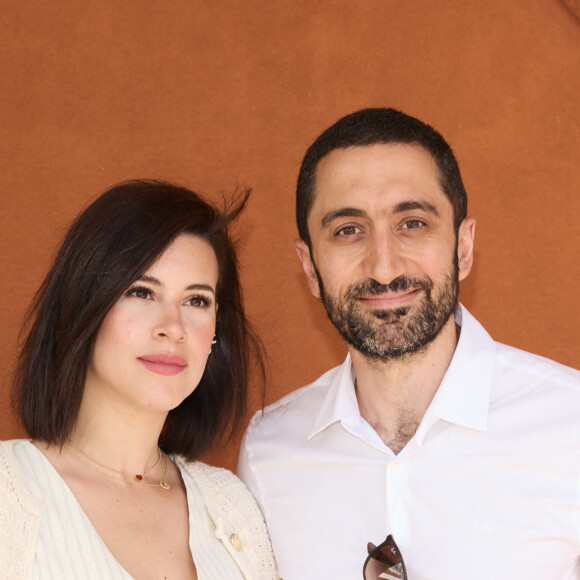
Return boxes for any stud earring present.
[209,335,217,355]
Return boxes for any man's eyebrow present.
[321,207,367,228]
[393,200,440,217]
[136,275,215,294]
[320,201,440,228]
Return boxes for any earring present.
[209,335,217,355]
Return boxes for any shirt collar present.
[308,304,496,441]
[416,304,496,442]
[308,353,359,440]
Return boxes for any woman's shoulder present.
[1,439,30,488]
[176,457,256,507]
[0,439,16,495]
[0,440,45,580]
[0,439,44,512]
[179,458,243,484]
[175,457,280,580]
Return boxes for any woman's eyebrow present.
[136,274,161,286]
[185,284,215,294]
[137,275,215,294]
[137,274,161,286]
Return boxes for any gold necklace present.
[68,444,171,490]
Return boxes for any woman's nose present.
[153,306,186,342]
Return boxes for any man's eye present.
[402,220,425,230]
[336,225,362,236]
[127,287,153,299]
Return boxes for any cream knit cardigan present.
[0,440,279,580]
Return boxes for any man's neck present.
[351,316,460,454]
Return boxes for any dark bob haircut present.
[12,180,263,461]
[296,107,468,248]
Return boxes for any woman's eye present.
[186,295,212,308]
[127,287,153,299]
[402,220,425,230]
[336,225,362,236]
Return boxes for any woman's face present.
[85,233,219,417]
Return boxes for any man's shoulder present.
[494,341,580,390]
[246,363,344,435]
[459,305,579,393]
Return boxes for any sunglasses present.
[363,535,407,580]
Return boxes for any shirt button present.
[391,461,401,470]
[230,533,242,551]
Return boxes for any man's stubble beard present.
[313,258,459,361]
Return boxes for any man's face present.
[295,143,475,360]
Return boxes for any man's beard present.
[315,265,459,360]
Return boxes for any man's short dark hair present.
[12,180,263,460]
[296,108,468,248]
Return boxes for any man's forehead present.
[316,142,438,180]
[310,143,449,216]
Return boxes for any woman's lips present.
[138,354,188,376]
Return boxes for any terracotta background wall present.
[1,1,579,471]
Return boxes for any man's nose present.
[363,231,406,286]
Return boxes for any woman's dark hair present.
[12,180,263,460]
[297,108,468,249]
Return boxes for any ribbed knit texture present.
[0,440,279,580]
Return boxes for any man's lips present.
[138,354,188,376]
[357,288,423,309]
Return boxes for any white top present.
[238,304,580,580]
[13,440,243,580]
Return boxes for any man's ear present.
[457,217,476,282]
[294,239,321,299]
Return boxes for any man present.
[238,108,580,579]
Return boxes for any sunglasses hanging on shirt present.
[363,534,407,580]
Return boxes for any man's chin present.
[351,339,422,361]
[369,307,411,324]
[352,325,440,360]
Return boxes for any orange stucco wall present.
[1,1,578,471]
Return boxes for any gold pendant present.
[160,480,170,490]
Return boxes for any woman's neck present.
[67,390,168,476]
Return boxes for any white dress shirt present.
[238,305,580,580]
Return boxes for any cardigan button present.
[230,533,242,551]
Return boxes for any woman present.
[0,180,279,579]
